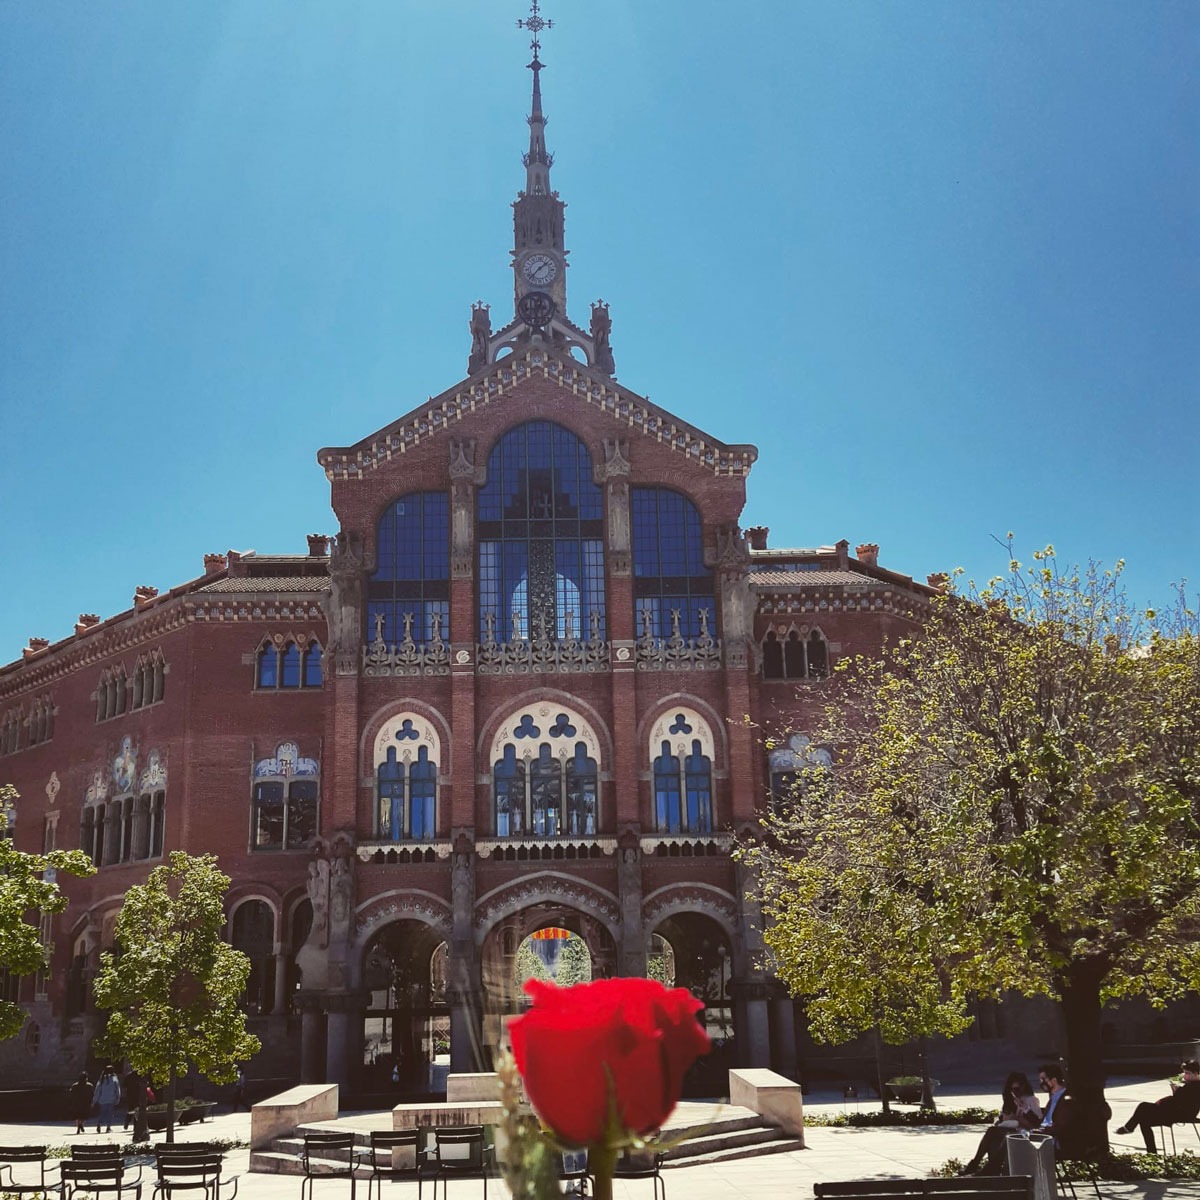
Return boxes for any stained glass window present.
[631,488,714,638]
[654,739,712,834]
[477,421,605,641]
[375,745,437,841]
[367,492,450,645]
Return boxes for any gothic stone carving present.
[450,438,477,579]
[328,531,365,676]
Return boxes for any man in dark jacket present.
[1116,1060,1200,1153]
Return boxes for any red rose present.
[509,977,710,1147]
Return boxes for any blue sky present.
[1,1,1196,660]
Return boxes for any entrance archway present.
[480,902,617,1064]
[648,912,733,1095]
[361,919,449,1095]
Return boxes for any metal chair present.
[358,1130,425,1200]
[61,1158,143,1200]
[301,1132,357,1200]
[430,1125,493,1200]
[611,1144,665,1200]
[0,1146,51,1199]
[558,1149,589,1197]
[152,1149,236,1200]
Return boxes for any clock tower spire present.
[466,3,615,378]
[512,2,567,318]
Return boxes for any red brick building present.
[0,38,941,1094]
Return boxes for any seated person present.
[961,1071,1042,1174]
[1038,1064,1075,1148]
[1115,1059,1200,1153]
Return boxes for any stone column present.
[735,979,772,1068]
[769,991,798,1080]
[734,849,772,1068]
[272,943,289,1015]
[449,438,479,833]
[299,1004,326,1082]
[616,831,647,977]
[449,832,483,1071]
[324,994,367,1089]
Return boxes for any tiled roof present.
[196,576,331,594]
[749,569,884,588]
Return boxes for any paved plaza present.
[2,1077,1197,1200]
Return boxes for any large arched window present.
[477,422,605,641]
[373,714,441,841]
[231,899,276,1014]
[368,492,450,645]
[251,742,320,851]
[491,704,601,837]
[631,489,714,638]
[648,707,716,834]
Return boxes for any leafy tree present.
[93,852,260,1141]
[743,549,1200,1150]
[0,784,94,1040]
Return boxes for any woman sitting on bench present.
[961,1072,1043,1175]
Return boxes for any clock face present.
[522,253,558,286]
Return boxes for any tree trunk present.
[166,1063,177,1144]
[873,1028,891,1115]
[918,1035,937,1112]
[1059,961,1109,1157]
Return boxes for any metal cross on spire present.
[517,0,552,65]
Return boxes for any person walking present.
[92,1063,121,1133]
[70,1072,92,1135]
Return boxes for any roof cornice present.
[317,346,758,481]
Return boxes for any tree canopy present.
[743,549,1200,1149]
[0,784,94,1041]
[93,851,260,1140]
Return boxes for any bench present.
[814,1178,1034,1200]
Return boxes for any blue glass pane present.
[370,492,450,645]
[303,644,323,687]
[685,745,713,833]
[410,747,436,840]
[631,488,714,638]
[280,643,301,687]
[494,744,525,837]
[654,745,682,833]
[478,422,606,640]
[257,646,278,688]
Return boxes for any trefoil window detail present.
[373,713,441,841]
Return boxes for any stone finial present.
[468,302,492,374]
[926,572,949,592]
[856,543,879,567]
[75,614,100,635]
[306,534,330,557]
[134,585,159,607]
[203,553,227,575]
[24,637,50,660]
[746,526,769,551]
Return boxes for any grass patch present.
[806,1108,997,1128]
[932,1150,1200,1182]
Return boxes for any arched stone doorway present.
[479,902,617,1065]
[360,920,450,1095]
[648,912,734,1096]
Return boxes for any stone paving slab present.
[0,1076,1196,1200]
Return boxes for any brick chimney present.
[926,572,949,592]
[203,553,228,576]
[855,543,879,568]
[307,534,331,557]
[23,637,50,660]
[134,585,159,608]
[836,539,850,570]
[75,613,101,635]
[745,526,769,552]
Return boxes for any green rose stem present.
[588,1141,618,1200]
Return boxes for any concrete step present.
[661,1123,790,1161]
[661,1135,806,1167]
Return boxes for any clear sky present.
[1,1,1196,661]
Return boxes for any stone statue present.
[468,302,492,374]
[590,300,615,375]
[330,854,354,931]
[307,858,330,948]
